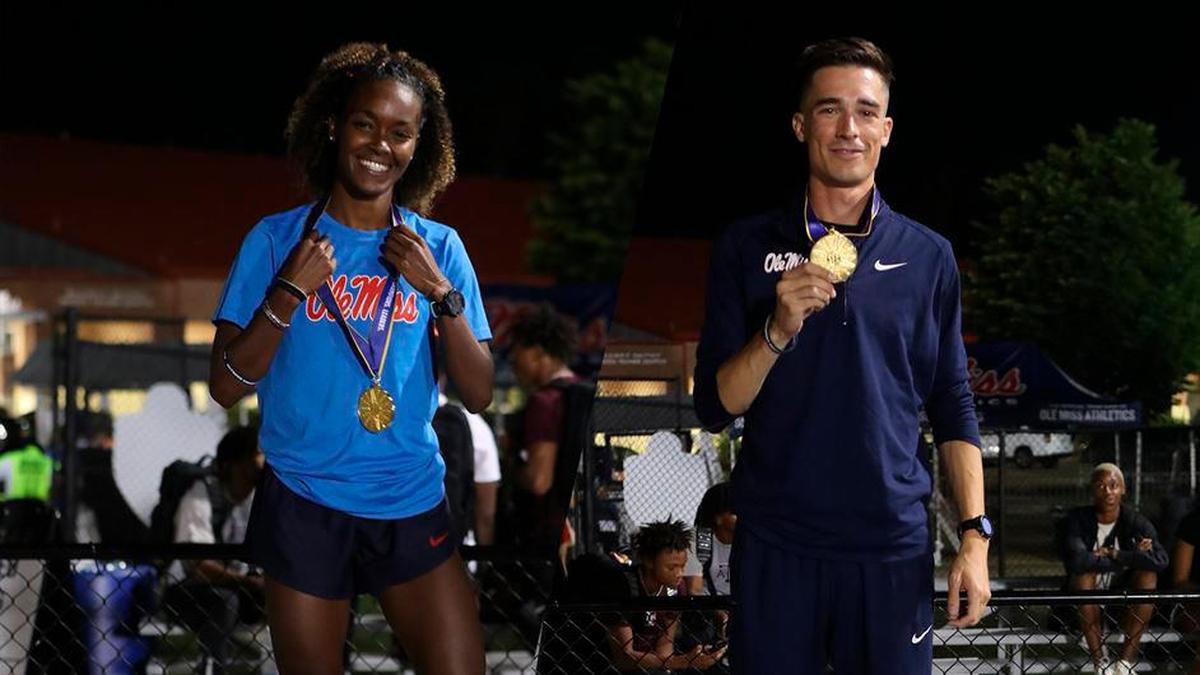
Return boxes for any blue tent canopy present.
[966,342,1141,430]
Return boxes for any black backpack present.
[548,379,597,513]
[149,457,231,544]
[432,403,475,542]
[694,526,718,594]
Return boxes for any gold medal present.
[809,230,858,283]
[357,384,396,433]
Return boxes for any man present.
[76,412,148,545]
[504,303,582,557]
[693,37,989,673]
[163,426,265,673]
[606,520,727,673]
[1061,463,1166,674]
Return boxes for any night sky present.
[0,6,679,178]
[6,7,1200,260]
[639,8,1200,256]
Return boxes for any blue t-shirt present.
[693,195,981,561]
[213,203,492,519]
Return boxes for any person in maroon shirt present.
[504,304,582,557]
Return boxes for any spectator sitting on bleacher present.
[607,520,727,673]
[162,426,264,674]
[684,482,735,597]
[1060,462,1167,674]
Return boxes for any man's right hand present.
[771,262,837,345]
[278,231,336,294]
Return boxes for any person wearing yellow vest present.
[0,415,53,504]
[0,444,53,503]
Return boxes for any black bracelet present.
[274,277,308,303]
[762,314,797,355]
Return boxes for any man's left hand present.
[946,533,991,628]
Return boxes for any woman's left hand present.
[382,221,452,299]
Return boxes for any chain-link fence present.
[585,380,1200,582]
[954,427,1200,578]
[9,548,1200,673]
[584,379,718,556]
[0,545,555,674]
[544,591,1200,673]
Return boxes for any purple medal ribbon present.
[804,187,882,243]
[305,199,401,380]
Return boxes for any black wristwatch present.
[958,514,994,541]
[430,287,465,319]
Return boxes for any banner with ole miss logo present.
[965,342,1142,430]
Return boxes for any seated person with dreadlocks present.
[607,520,727,673]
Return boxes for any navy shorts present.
[246,467,455,600]
[730,526,933,674]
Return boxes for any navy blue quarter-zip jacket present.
[693,195,981,561]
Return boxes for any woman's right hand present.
[278,231,336,294]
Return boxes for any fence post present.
[1191,428,1196,497]
[1135,430,1143,509]
[579,433,597,555]
[997,430,1006,578]
[62,308,80,543]
[50,315,61,456]
[1115,431,1121,467]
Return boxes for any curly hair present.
[632,519,693,561]
[508,303,578,363]
[286,42,456,215]
[795,37,894,110]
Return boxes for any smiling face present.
[1093,468,1125,514]
[331,79,424,201]
[792,65,893,191]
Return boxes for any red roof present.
[613,236,712,341]
[0,135,547,285]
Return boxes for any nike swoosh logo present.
[429,532,449,547]
[875,260,908,272]
[911,624,932,644]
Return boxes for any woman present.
[208,43,493,674]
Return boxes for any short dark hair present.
[694,482,735,528]
[216,426,259,471]
[795,37,894,109]
[509,303,578,363]
[632,519,692,560]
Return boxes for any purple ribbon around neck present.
[805,187,882,242]
[306,200,401,380]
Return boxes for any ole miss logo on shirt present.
[304,275,421,324]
